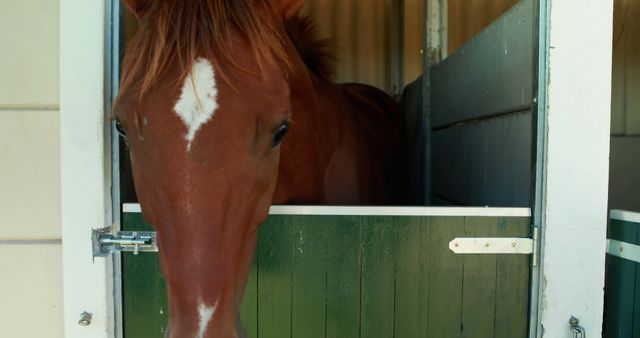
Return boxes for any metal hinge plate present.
[449,225,539,266]
[92,227,158,257]
[449,237,533,254]
[607,239,640,263]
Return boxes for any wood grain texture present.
[256,217,293,338]
[494,217,530,337]
[460,217,498,338]
[123,213,532,338]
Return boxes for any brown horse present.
[115,1,409,337]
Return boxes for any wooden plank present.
[325,216,361,338]
[240,251,258,338]
[257,216,294,338]
[430,0,533,128]
[604,219,637,338]
[432,111,532,206]
[460,216,498,338]
[426,216,464,337]
[122,213,168,338]
[360,216,395,338]
[394,216,429,338]
[291,216,327,338]
[494,217,530,338]
[418,215,432,336]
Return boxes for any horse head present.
[115,1,304,337]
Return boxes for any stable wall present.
[609,0,640,212]
[0,1,64,337]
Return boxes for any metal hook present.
[569,316,585,338]
[78,311,92,326]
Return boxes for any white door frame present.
[59,0,614,337]
[534,0,613,337]
[60,0,116,337]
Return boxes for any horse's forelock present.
[115,0,291,109]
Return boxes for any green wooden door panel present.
[325,216,361,338]
[425,216,464,337]
[122,213,531,338]
[494,219,531,337]
[122,213,169,338]
[604,218,640,338]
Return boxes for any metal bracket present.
[449,225,539,266]
[606,239,640,263]
[92,227,158,257]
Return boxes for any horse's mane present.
[285,15,336,83]
[116,0,337,110]
[117,0,289,107]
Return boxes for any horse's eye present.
[272,120,289,148]
[115,118,127,139]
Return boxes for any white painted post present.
[536,0,613,337]
[60,0,114,337]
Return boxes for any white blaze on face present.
[196,299,217,338]
[174,57,219,151]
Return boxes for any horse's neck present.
[275,65,400,204]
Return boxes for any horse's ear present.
[122,0,152,20]
[275,0,304,19]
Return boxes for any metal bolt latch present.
[78,311,92,326]
[92,227,158,257]
[569,316,586,338]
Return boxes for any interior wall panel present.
[429,0,534,207]
[432,111,532,207]
[404,0,425,84]
[447,0,518,54]
[302,0,392,92]
[624,0,640,135]
[610,0,626,135]
[610,0,640,212]
[609,137,640,212]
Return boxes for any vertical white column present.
[538,0,613,336]
[60,0,114,337]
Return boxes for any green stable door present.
[121,206,533,338]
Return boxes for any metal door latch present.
[92,227,158,257]
[449,225,539,266]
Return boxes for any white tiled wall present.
[0,0,64,337]
[0,0,59,108]
[0,245,64,337]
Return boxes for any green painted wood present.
[240,250,258,338]
[122,212,531,338]
[461,217,498,338]
[494,217,530,337]
[291,216,327,338]
[360,216,396,338]
[122,213,169,338]
[256,216,294,338]
[635,222,640,338]
[426,216,465,337]
[393,216,428,338]
[604,219,638,338]
[325,216,361,338]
